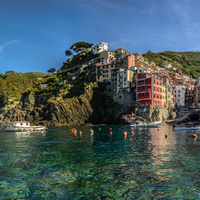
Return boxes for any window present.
[157,94,159,98]
[142,74,144,77]
[142,93,144,96]
[146,92,148,96]
[154,86,156,90]
[139,87,140,90]
[160,94,162,98]
[143,80,145,85]
[158,101,160,105]
[157,80,159,84]
[178,94,180,97]
[157,87,159,91]
[154,93,156,97]
[160,88,162,92]
[154,79,155,83]
[142,86,144,90]
[178,90,180,93]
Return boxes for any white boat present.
[3,121,46,132]
[130,121,162,128]
[174,125,200,130]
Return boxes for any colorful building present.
[122,54,135,70]
[93,42,108,54]
[113,48,130,59]
[100,50,115,60]
[185,82,196,107]
[174,85,185,107]
[162,84,167,107]
[162,76,174,108]
[136,73,163,106]
[96,63,115,82]
[116,69,134,93]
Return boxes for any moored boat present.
[3,121,46,132]
[174,125,200,130]
[130,121,162,128]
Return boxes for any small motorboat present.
[130,121,162,128]
[174,125,200,130]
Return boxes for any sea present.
[0,124,200,199]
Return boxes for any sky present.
[1,0,200,74]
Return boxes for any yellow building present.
[162,76,174,108]
[100,50,115,59]
[96,63,115,82]
[162,84,167,107]
[113,48,130,59]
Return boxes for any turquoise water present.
[0,124,200,199]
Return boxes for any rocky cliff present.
[0,83,176,127]
[0,83,128,126]
[121,104,176,124]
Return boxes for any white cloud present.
[0,40,18,54]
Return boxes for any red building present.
[136,73,163,106]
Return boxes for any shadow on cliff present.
[85,85,125,125]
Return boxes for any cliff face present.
[120,105,176,124]
[0,83,176,126]
[134,105,176,122]
[0,83,123,126]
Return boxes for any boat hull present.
[130,121,162,128]
[4,125,46,132]
[175,126,200,130]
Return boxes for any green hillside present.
[143,51,200,78]
[0,71,47,106]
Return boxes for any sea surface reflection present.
[0,124,200,199]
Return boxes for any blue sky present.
[1,0,200,74]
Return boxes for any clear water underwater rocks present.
[0,124,200,199]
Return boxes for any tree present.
[65,50,73,57]
[70,41,93,53]
[47,68,56,74]
[0,90,8,108]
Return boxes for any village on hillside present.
[44,42,199,110]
